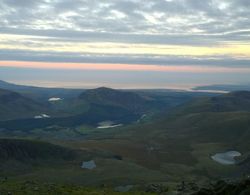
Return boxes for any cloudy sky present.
[0,0,250,89]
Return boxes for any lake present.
[97,121,123,129]
[211,151,241,165]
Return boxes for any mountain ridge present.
[172,90,250,115]
[0,88,48,121]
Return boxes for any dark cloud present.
[0,26,248,46]
[0,0,249,67]
[0,0,249,35]
[0,49,249,68]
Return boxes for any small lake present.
[211,151,241,165]
[34,114,50,119]
[48,97,62,102]
[81,160,96,169]
[97,124,123,129]
[97,121,123,129]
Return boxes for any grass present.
[0,180,156,195]
[191,143,239,179]
[1,91,250,189]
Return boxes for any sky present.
[0,0,250,89]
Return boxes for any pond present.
[81,160,96,169]
[34,114,50,119]
[48,97,62,102]
[211,151,241,165]
[97,121,123,129]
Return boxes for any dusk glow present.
[1,61,250,74]
[0,0,250,88]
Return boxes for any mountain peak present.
[78,87,150,113]
[79,87,122,99]
[87,87,117,93]
[95,87,114,91]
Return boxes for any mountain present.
[28,87,153,128]
[98,91,250,182]
[146,91,250,145]
[0,80,83,100]
[173,91,250,115]
[0,87,222,133]
[0,88,48,121]
[0,87,149,130]
[77,87,206,118]
[1,89,250,188]
[79,87,153,113]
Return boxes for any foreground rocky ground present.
[0,178,250,195]
[191,178,250,195]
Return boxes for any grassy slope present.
[0,180,155,195]
[2,91,250,187]
[0,89,48,121]
[0,138,76,161]
[172,91,250,114]
[59,91,250,183]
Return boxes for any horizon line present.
[1,60,250,73]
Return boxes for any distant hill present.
[0,88,48,121]
[193,84,250,92]
[28,87,153,128]
[1,89,250,185]
[0,87,149,130]
[146,91,250,147]
[173,91,250,115]
[95,90,250,182]
[0,86,220,131]
[79,87,153,113]
[0,80,83,100]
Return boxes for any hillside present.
[135,91,250,148]
[79,87,152,113]
[76,87,190,124]
[173,91,250,115]
[1,88,250,187]
[0,87,200,131]
[0,88,146,130]
[0,88,48,121]
[0,80,83,100]
[44,87,167,127]
[76,90,250,183]
[0,138,75,161]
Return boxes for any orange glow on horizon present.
[0,60,249,73]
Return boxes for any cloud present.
[0,0,249,35]
[0,49,249,68]
[0,0,249,67]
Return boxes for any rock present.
[192,178,250,195]
[113,155,123,160]
[145,184,168,193]
[114,185,133,192]
[193,188,212,195]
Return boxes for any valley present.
[0,80,250,194]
